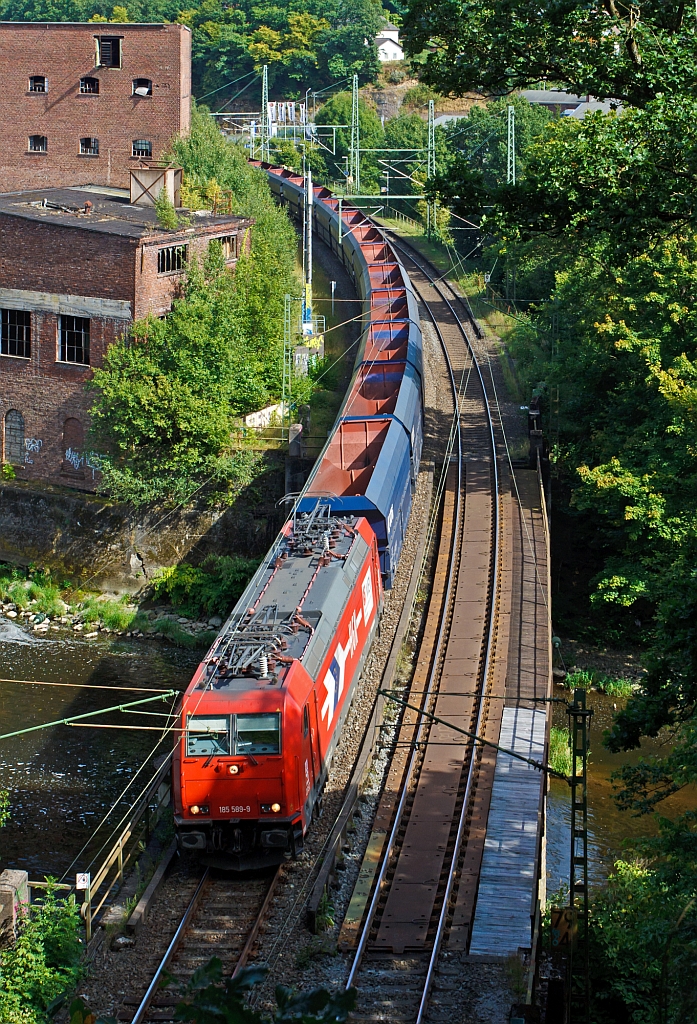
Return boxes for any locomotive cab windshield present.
[186,713,281,756]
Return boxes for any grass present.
[0,562,218,648]
[563,669,634,698]
[79,595,148,632]
[549,726,572,776]
[152,618,218,649]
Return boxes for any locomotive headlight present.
[271,803,281,813]
[189,805,200,815]
[228,764,239,775]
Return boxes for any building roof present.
[0,20,180,27]
[0,185,246,239]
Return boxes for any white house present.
[375,23,404,61]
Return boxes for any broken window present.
[132,78,152,97]
[29,75,47,93]
[97,36,121,67]
[132,139,152,158]
[157,245,187,274]
[28,135,47,153]
[80,137,99,156]
[1,309,31,358]
[80,76,100,94]
[216,235,238,260]
[4,410,24,465]
[59,315,90,365]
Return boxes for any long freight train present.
[174,167,423,868]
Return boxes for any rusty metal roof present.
[0,186,247,239]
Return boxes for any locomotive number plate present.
[219,805,251,814]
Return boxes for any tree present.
[88,246,270,505]
[402,0,697,108]
[314,91,385,190]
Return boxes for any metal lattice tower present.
[507,104,516,185]
[260,64,270,162]
[567,688,592,1023]
[282,294,293,438]
[427,98,436,236]
[427,98,436,179]
[349,73,360,194]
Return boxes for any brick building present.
[0,184,252,490]
[0,22,191,192]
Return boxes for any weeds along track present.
[124,867,279,1024]
[344,238,505,1023]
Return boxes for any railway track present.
[344,238,505,1023]
[125,867,279,1024]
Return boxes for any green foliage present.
[1,464,16,481]
[548,726,571,777]
[0,565,68,617]
[151,554,260,618]
[588,840,697,1024]
[402,0,697,109]
[0,887,82,1024]
[0,790,9,828]
[168,957,356,1023]
[155,188,182,231]
[314,891,335,932]
[78,595,147,631]
[563,670,634,699]
[314,91,385,191]
[150,618,217,648]
[401,82,437,110]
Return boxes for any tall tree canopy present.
[402,1,697,108]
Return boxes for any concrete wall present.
[0,461,285,590]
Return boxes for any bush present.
[151,554,260,619]
[402,83,438,110]
[88,108,300,507]
[0,886,82,1024]
[78,596,147,632]
[564,669,634,698]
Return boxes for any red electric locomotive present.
[174,503,383,869]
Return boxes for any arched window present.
[132,78,152,97]
[29,75,47,93]
[4,410,24,464]
[28,135,47,153]
[62,418,84,478]
[80,77,100,94]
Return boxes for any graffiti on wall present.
[24,438,43,465]
[65,448,104,479]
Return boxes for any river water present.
[0,618,199,881]
[545,685,694,894]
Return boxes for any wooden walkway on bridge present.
[468,467,552,958]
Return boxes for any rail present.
[344,226,503,1018]
[129,866,280,1024]
[345,271,464,985]
[389,239,501,1023]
